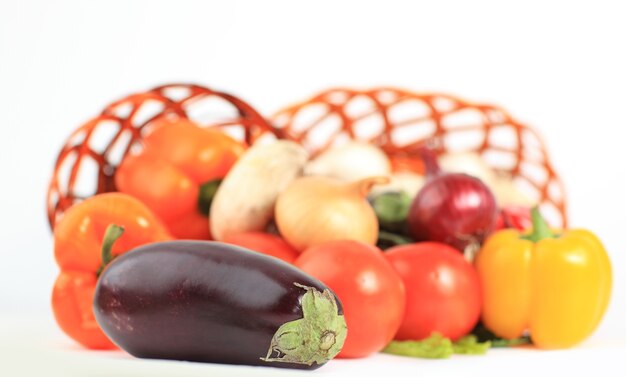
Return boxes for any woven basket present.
[47,84,567,230]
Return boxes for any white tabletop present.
[3,314,625,377]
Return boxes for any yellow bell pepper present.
[475,208,612,349]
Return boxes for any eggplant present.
[94,241,346,370]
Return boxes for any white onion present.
[305,142,391,182]
[439,152,497,187]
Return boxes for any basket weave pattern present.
[47,84,567,229]
[47,84,275,227]
[272,88,566,227]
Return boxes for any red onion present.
[408,149,498,252]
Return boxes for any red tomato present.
[495,206,532,230]
[295,240,405,358]
[385,242,481,341]
[222,232,299,263]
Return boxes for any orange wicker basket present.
[47,83,567,230]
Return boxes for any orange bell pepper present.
[475,207,612,349]
[115,119,246,240]
[52,193,172,349]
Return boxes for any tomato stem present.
[378,230,413,249]
[97,224,125,277]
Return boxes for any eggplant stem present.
[260,283,347,366]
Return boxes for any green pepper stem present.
[371,191,411,233]
[198,179,222,216]
[526,206,554,242]
[97,224,125,277]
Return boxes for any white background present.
[1,0,625,375]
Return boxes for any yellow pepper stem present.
[523,207,554,242]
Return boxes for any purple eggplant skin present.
[93,241,346,370]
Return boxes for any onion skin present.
[305,142,391,182]
[407,173,498,251]
[275,176,387,252]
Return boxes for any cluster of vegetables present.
[51,118,612,370]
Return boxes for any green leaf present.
[452,335,491,355]
[490,337,531,347]
[383,333,492,360]
[382,333,454,359]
